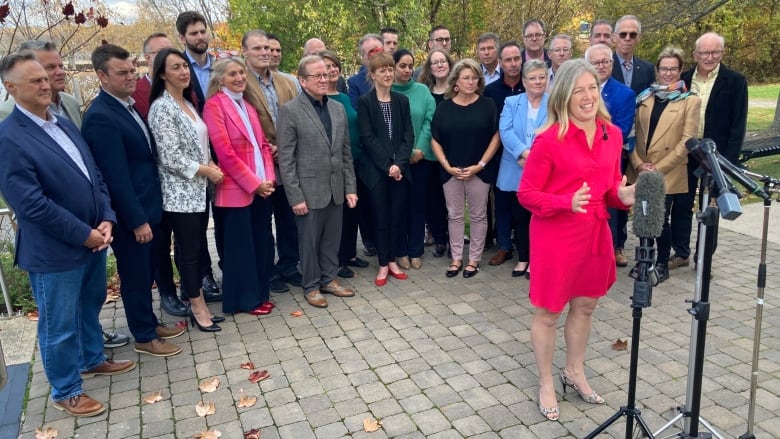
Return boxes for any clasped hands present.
[388,165,403,181]
[447,164,479,181]
[84,220,114,252]
[255,180,276,198]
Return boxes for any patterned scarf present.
[635,80,692,105]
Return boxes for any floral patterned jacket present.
[149,90,209,213]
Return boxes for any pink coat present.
[204,91,276,208]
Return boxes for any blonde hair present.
[445,58,485,99]
[543,59,611,140]
[206,58,265,115]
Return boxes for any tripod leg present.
[634,413,656,438]
[584,408,628,439]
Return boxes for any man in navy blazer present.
[611,15,655,95]
[82,44,184,357]
[0,52,134,417]
[587,44,637,268]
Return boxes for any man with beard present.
[267,34,302,93]
[174,10,223,301]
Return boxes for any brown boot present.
[489,249,513,266]
[52,394,106,417]
[134,339,181,357]
[156,324,185,339]
[81,359,136,378]
[614,249,628,267]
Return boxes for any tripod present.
[739,172,778,439]
[585,240,656,439]
[654,176,724,439]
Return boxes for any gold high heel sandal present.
[538,390,559,421]
[559,368,605,404]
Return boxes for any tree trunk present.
[771,90,780,134]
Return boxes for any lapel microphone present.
[602,124,608,140]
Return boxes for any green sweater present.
[391,81,436,161]
[329,92,361,162]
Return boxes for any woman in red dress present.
[518,59,635,421]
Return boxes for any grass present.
[747,108,775,132]
[748,84,780,100]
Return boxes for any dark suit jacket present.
[681,64,748,163]
[277,93,357,209]
[601,77,637,144]
[0,107,116,272]
[186,53,215,114]
[357,90,415,190]
[612,54,655,95]
[82,90,163,232]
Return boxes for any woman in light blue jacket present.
[497,59,549,279]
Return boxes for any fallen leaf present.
[26,310,39,321]
[199,377,220,393]
[290,310,303,317]
[363,417,382,432]
[195,400,216,417]
[193,429,222,438]
[174,320,187,328]
[243,429,261,439]
[237,392,257,408]
[612,339,628,351]
[35,426,58,439]
[240,361,256,370]
[248,370,269,383]
[104,291,120,303]
[143,390,164,404]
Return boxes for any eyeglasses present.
[431,60,449,66]
[304,73,329,81]
[657,67,680,73]
[432,37,451,44]
[524,33,545,40]
[694,50,724,58]
[590,59,612,67]
[617,32,638,39]
[549,47,571,54]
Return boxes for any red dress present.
[518,119,628,313]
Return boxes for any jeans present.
[29,251,107,402]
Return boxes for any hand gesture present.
[572,182,591,213]
[617,175,635,206]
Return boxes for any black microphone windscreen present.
[633,171,666,239]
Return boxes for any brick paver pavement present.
[16,225,780,438]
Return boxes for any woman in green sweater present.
[320,50,370,278]
[392,49,437,270]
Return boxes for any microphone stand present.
[739,172,780,439]
[585,238,656,439]
[654,173,724,439]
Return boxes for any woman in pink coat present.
[203,58,277,316]
[518,59,634,421]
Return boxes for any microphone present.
[717,154,771,200]
[686,138,742,220]
[632,171,666,239]
[602,124,608,140]
[631,171,666,306]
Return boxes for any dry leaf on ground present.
[193,429,222,438]
[199,377,220,393]
[612,339,628,351]
[143,390,164,404]
[248,370,270,383]
[243,429,261,439]
[195,400,216,417]
[363,417,382,432]
[290,310,303,317]
[237,392,257,408]
[27,310,39,321]
[35,427,58,439]
[240,361,256,370]
[104,291,120,303]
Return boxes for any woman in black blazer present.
[357,51,415,286]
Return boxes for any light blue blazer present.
[497,93,548,192]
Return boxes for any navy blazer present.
[357,89,415,190]
[82,90,163,232]
[0,107,116,272]
[612,54,655,95]
[681,64,748,164]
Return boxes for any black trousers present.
[508,191,532,261]
[369,177,410,266]
[165,211,208,299]
[270,185,300,280]
[338,200,360,266]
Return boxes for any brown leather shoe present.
[615,249,628,267]
[134,339,181,357]
[305,290,328,308]
[156,324,185,339]
[396,256,411,270]
[53,394,106,417]
[489,249,513,266]
[81,359,136,378]
[667,255,690,270]
[320,280,355,297]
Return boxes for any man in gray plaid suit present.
[277,55,359,308]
